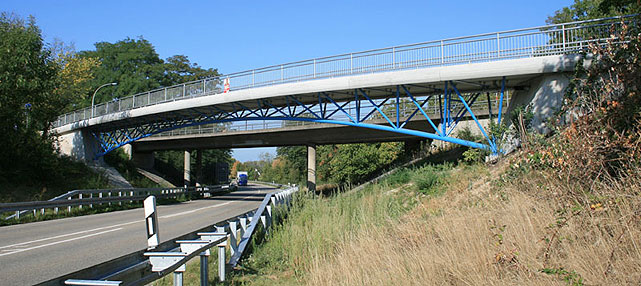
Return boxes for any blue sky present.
[2,0,571,162]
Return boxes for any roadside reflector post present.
[144,196,159,250]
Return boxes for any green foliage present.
[76,37,219,108]
[412,164,451,196]
[462,148,484,163]
[385,168,412,186]
[78,37,165,102]
[50,40,101,112]
[0,13,112,201]
[104,149,158,188]
[540,267,585,286]
[546,0,640,24]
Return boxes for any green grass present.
[214,162,456,285]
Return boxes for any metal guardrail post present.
[229,221,238,256]
[266,205,272,229]
[239,216,247,238]
[217,241,226,282]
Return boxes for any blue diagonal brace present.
[450,82,497,152]
[321,93,356,123]
[288,96,320,119]
[358,89,395,128]
[401,85,442,136]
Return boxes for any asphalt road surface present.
[0,184,273,286]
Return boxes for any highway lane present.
[0,184,273,286]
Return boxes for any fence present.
[1,185,228,220]
[53,16,632,129]
[58,185,298,286]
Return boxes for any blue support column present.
[497,76,505,125]
[442,82,448,136]
[396,85,400,128]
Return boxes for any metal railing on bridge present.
[53,16,632,129]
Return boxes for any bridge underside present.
[132,111,493,151]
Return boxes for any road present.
[0,184,273,286]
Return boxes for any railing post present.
[350,53,353,73]
[280,65,284,82]
[174,272,183,286]
[15,210,19,219]
[440,40,444,63]
[313,59,316,78]
[68,197,71,213]
[79,193,83,210]
[562,24,566,51]
[200,254,208,286]
[496,32,501,58]
[252,70,255,87]
[216,226,226,282]
[164,87,168,101]
[392,47,395,68]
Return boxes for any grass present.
[197,152,640,285]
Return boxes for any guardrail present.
[53,16,633,129]
[1,185,229,221]
[54,186,299,286]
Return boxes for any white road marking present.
[159,201,232,219]
[0,187,267,257]
[0,221,140,250]
[0,228,123,257]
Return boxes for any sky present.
[2,0,572,162]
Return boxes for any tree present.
[164,55,219,84]
[78,37,166,104]
[50,40,101,112]
[77,38,220,107]
[0,13,106,196]
[546,0,640,24]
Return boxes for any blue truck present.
[237,171,248,186]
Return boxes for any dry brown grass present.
[305,162,641,286]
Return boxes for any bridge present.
[53,17,625,188]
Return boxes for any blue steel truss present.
[91,79,507,158]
